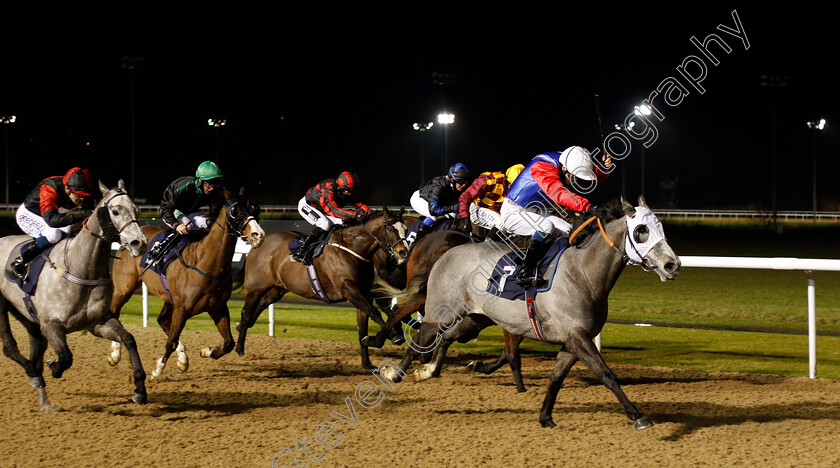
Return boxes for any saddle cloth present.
[139,230,192,276]
[485,238,570,301]
[4,240,57,322]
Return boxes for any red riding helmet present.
[63,167,93,196]
[336,171,359,191]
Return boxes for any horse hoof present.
[41,404,63,413]
[108,355,120,367]
[380,367,400,383]
[200,347,213,358]
[177,360,189,372]
[132,392,148,405]
[413,365,433,382]
[539,418,557,428]
[516,386,527,393]
[466,361,479,372]
[47,360,63,379]
[634,416,654,430]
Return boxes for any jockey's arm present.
[458,177,484,218]
[530,161,591,213]
[322,184,358,219]
[39,185,85,227]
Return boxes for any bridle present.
[83,191,141,246]
[357,214,407,261]
[215,198,257,241]
[568,214,658,271]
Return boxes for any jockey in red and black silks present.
[292,171,372,263]
[12,167,96,278]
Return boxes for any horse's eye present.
[112,209,119,216]
[388,227,394,232]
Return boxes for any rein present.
[329,215,404,262]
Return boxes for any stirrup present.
[514,271,547,287]
[10,259,27,280]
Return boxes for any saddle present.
[139,230,192,276]
[288,227,336,266]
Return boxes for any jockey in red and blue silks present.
[500,146,612,287]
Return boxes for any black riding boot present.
[409,220,435,249]
[292,227,324,263]
[514,238,550,288]
[147,231,181,265]
[11,242,46,279]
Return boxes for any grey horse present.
[381,196,680,429]
[0,180,147,412]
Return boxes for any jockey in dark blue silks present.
[11,167,96,279]
[408,163,470,247]
[501,146,612,287]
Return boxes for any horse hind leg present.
[41,322,72,379]
[0,302,58,412]
[467,331,527,392]
[565,329,652,429]
[151,305,188,381]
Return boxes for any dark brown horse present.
[234,206,409,369]
[109,188,264,380]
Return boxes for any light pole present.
[437,112,454,169]
[761,74,788,231]
[634,104,652,198]
[207,118,227,165]
[614,121,636,199]
[122,55,144,199]
[806,119,826,225]
[413,121,434,185]
[1,115,15,212]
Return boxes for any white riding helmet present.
[559,146,596,181]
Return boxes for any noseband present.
[358,216,406,261]
[216,199,256,241]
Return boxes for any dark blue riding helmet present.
[448,163,469,184]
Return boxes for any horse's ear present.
[621,196,633,212]
[638,195,649,209]
[223,188,231,200]
[99,180,109,196]
[398,205,405,219]
[382,205,390,217]
[239,186,245,196]
[117,179,127,193]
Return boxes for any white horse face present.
[99,180,147,257]
[624,196,681,282]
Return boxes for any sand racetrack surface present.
[3,322,840,468]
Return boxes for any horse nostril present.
[665,262,679,274]
[130,240,141,248]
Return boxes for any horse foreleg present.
[355,309,374,370]
[382,321,439,383]
[152,306,187,381]
[538,349,578,428]
[235,286,284,356]
[41,322,72,380]
[340,281,381,369]
[107,280,138,367]
[89,316,147,405]
[201,305,235,360]
[415,316,482,382]
[362,301,424,349]
[565,330,652,429]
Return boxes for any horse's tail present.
[372,266,432,310]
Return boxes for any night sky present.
[1,6,837,211]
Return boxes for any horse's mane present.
[568,199,627,247]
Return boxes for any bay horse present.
[381,197,681,429]
[234,206,409,369]
[109,188,264,380]
[0,180,148,411]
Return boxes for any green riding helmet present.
[195,161,224,182]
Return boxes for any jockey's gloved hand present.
[353,212,366,223]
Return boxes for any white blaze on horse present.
[382,196,681,429]
[0,180,148,412]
